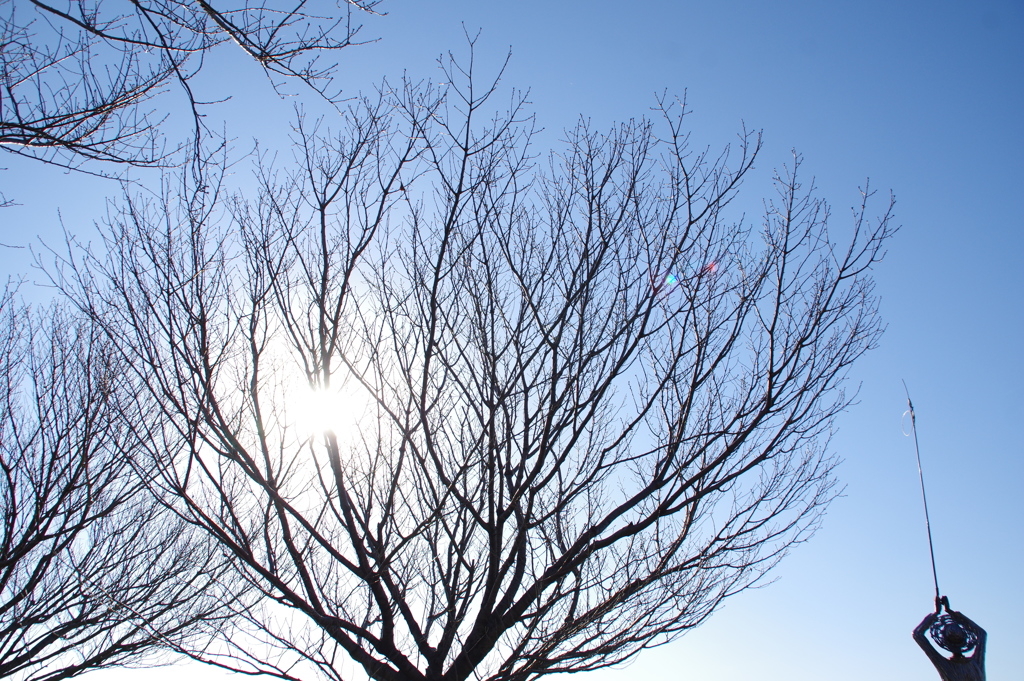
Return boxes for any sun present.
[290,379,365,438]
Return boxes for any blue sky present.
[3,1,1022,679]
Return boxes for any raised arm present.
[913,612,949,668]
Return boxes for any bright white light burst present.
[290,380,364,437]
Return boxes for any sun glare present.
[291,380,365,437]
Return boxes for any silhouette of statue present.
[913,597,986,681]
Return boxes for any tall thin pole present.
[903,380,941,603]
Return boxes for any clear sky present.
[3,1,1022,680]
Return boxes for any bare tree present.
[56,53,896,681]
[0,0,382,172]
[0,287,235,681]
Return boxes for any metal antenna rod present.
[903,380,941,603]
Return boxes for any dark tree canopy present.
[0,0,381,171]
[1,2,383,675]
[0,288,234,681]
[54,55,896,681]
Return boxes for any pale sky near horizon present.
[3,1,1022,680]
